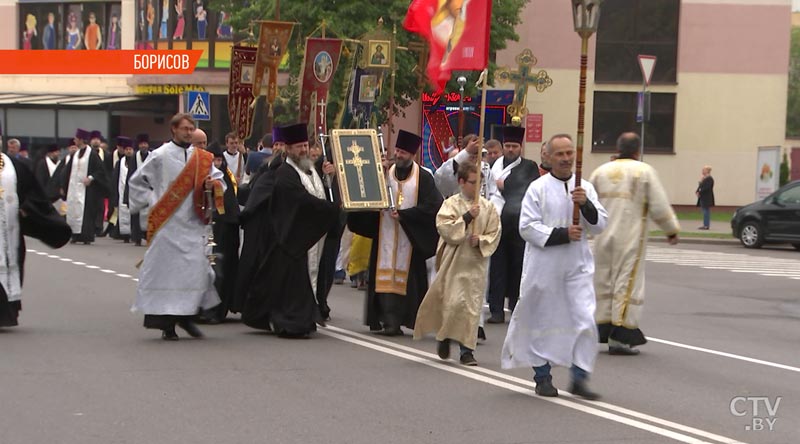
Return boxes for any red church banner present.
[228,45,258,140]
[299,38,343,134]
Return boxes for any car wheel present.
[793,243,800,251]
[739,222,764,248]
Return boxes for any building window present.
[592,91,676,154]
[134,0,234,68]
[19,2,122,50]
[595,0,680,84]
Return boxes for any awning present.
[0,94,144,106]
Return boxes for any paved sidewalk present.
[649,218,737,245]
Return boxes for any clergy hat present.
[90,130,103,140]
[207,141,224,158]
[135,133,149,144]
[502,126,526,145]
[272,126,285,144]
[282,123,308,146]
[395,130,422,155]
[75,128,91,141]
[19,142,28,152]
[46,143,60,153]
[116,136,133,148]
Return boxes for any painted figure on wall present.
[160,0,169,38]
[217,11,232,39]
[146,0,155,41]
[85,12,102,50]
[23,14,37,50]
[66,12,82,50]
[43,12,56,49]
[107,14,120,49]
[195,0,208,40]
[173,0,185,40]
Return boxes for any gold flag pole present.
[475,69,488,201]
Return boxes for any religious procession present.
[3,1,798,442]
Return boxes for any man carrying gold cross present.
[348,130,443,336]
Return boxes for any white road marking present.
[321,326,745,444]
[27,249,139,283]
[647,337,800,373]
[646,247,800,280]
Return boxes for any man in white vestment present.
[590,133,680,355]
[501,134,608,400]
[223,132,246,185]
[62,128,109,244]
[414,162,501,366]
[128,113,225,340]
[434,134,497,202]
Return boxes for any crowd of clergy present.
[1,113,681,400]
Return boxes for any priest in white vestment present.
[223,132,246,185]
[589,133,680,355]
[128,114,225,340]
[110,137,136,241]
[501,134,608,400]
[414,162,501,366]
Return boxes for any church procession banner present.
[253,21,295,114]
[228,45,258,140]
[299,38,343,134]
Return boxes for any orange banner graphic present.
[0,50,203,75]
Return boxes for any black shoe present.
[177,320,204,338]
[376,327,403,337]
[277,331,311,339]
[134,240,142,247]
[487,314,504,324]
[437,339,451,360]
[477,326,486,342]
[609,345,640,356]
[460,351,478,366]
[569,380,601,400]
[534,375,558,397]
[161,328,179,341]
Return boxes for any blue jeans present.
[701,206,711,228]
[533,363,589,383]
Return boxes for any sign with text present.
[0,50,202,75]
[525,114,543,142]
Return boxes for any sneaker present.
[569,380,601,400]
[534,375,558,397]
[460,352,478,366]
[437,339,451,360]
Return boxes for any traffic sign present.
[186,91,210,121]
[638,55,657,86]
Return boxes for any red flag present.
[404,0,492,92]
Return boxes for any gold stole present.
[375,163,419,296]
[146,148,224,241]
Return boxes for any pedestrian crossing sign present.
[186,91,210,121]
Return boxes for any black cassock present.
[203,163,240,322]
[347,164,442,333]
[233,156,282,314]
[33,158,63,202]
[241,161,339,337]
[313,155,344,320]
[1,157,72,327]
[61,148,109,243]
[109,155,138,241]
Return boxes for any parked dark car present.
[731,180,800,249]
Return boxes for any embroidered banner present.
[228,45,258,140]
[253,21,295,112]
[299,38,343,134]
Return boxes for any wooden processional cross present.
[346,140,371,198]
[496,48,553,122]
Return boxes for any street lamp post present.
[570,0,602,225]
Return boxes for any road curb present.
[648,236,739,245]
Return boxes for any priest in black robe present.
[89,130,112,237]
[61,128,110,244]
[109,137,136,242]
[347,130,443,336]
[200,141,241,323]
[241,123,339,338]
[1,150,72,327]
[33,144,64,203]
[487,125,540,323]
[233,126,286,314]
[313,148,345,321]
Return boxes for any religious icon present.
[240,64,254,84]
[367,40,391,68]
[431,0,469,65]
[313,51,334,83]
[358,75,378,103]
[330,129,390,211]
[268,37,281,57]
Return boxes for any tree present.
[211,0,530,126]
[779,149,790,186]
[787,27,800,137]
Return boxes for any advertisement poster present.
[755,146,780,200]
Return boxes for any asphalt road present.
[1,238,798,444]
